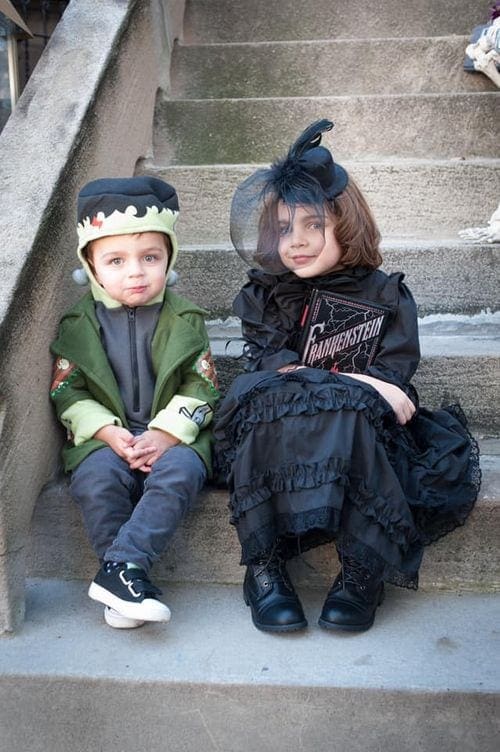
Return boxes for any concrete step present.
[154,93,498,163]
[171,37,496,99]
[183,0,489,44]
[1,579,499,752]
[29,446,500,589]
[173,240,499,318]
[139,159,500,244]
[1,580,498,752]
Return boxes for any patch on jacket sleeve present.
[179,403,212,427]
[194,348,219,392]
[50,357,80,397]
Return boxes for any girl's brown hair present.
[328,177,382,269]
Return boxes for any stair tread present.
[176,34,474,48]
[164,91,499,103]
[3,579,498,693]
[177,239,498,251]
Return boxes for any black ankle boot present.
[243,555,307,633]
[318,556,384,632]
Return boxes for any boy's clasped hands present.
[93,425,179,472]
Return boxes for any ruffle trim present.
[230,457,349,517]
[230,459,420,552]
[335,531,420,590]
[215,373,391,480]
[238,372,388,431]
[348,473,421,549]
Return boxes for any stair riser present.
[183,0,489,43]
[30,467,499,590]
[143,162,500,245]
[172,38,495,99]
[155,95,498,163]
[1,676,498,752]
[174,244,500,318]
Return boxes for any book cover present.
[297,290,390,373]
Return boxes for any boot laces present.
[340,556,376,592]
[254,542,291,589]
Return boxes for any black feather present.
[288,119,334,160]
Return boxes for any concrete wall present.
[0,0,184,634]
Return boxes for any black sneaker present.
[88,562,171,622]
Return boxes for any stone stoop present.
[7,2,499,748]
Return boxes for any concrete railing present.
[0,0,184,634]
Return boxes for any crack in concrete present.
[195,708,221,751]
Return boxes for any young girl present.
[214,120,480,633]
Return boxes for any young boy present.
[50,176,219,629]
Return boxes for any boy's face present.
[277,202,343,278]
[88,232,170,307]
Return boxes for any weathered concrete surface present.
[142,160,500,245]
[171,37,496,99]
[155,93,499,163]
[173,241,499,318]
[29,448,499,590]
[0,581,498,752]
[183,0,490,43]
[0,0,184,634]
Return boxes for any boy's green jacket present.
[50,289,219,474]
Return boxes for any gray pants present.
[70,445,207,572]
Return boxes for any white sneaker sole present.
[104,607,145,629]
[88,582,171,622]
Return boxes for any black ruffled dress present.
[213,267,481,589]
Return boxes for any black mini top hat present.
[230,119,349,272]
[265,118,348,203]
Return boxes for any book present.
[297,290,390,373]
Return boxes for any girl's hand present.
[343,373,416,425]
[127,429,180,472]
[277,363,306,373]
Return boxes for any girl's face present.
[276,202,343,277]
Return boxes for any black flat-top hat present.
[230,119,349,272]
[265,118,348,203]
[76,176,179,252]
